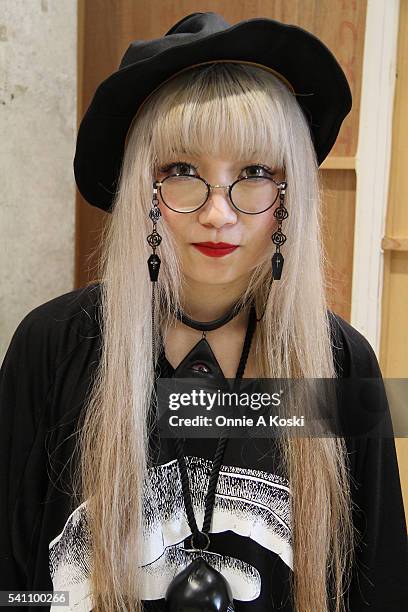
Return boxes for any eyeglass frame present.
[153,173,287,215]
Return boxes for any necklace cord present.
[173,303,257,550]
[255,275,274,322]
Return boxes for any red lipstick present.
[192,242,239,258]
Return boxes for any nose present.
[198,185,238,228]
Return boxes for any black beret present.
[74,12,352,212]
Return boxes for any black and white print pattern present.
[49,457,292,611]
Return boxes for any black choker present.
[170,301,256,380]
[174,299,243,332]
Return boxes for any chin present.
[185,269,241,285]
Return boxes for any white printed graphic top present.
[1,283,407,611]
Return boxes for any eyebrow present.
[162,154,271,166]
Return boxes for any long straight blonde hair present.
[73,62,355,612]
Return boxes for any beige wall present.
[0,0,77,360]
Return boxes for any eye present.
[158,161,198,176]
[241,164,273,178]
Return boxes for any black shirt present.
[0,283,407,611]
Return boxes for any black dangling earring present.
[147,180,162,363]
[271,181,288,280]
[147,180,162,280]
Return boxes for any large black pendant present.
[165,556,235,612]
[173,338,225,380]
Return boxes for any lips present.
[194,242,238,248]
[192,242,239,258]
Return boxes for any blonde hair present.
[74,62,355,611]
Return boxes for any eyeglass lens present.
[160,175,279,213]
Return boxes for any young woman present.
[1,12,407,612]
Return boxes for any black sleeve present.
[0,286,99,598]
[336,317,408,611]
[0,310,54,591]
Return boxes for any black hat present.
[74,12,352,213]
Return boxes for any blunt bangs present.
[149,63,287,174]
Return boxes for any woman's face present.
[156,154,285,286]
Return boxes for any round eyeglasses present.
[154,173,287,215]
